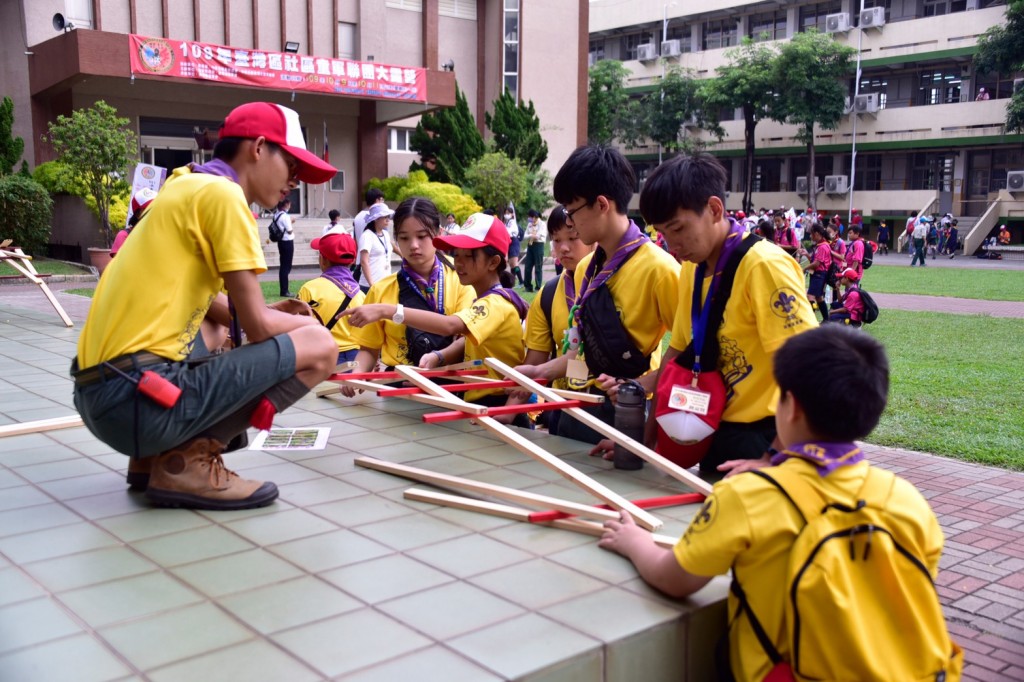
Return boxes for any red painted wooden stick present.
[379,377,548,396]
[328,368,489,382]
[422,400,586,423]
[527,492,706,522]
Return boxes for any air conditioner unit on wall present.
[661,39,681,58]
[860,7,886,28]
[961,63,973,78]
[966,0,978,9]
[825,13,850,33]
[637,44,658,62]
[1008,170,1024,193]
[825,175,849,194]
[854,93,879,115]
[796,177,809,195]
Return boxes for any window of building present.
[846,153,883,191]
[991,149,1024,191]
[64,0,93,28]
[857,75,890,109]
[975,72,1019,100]
[799,2,842,33]
[389,128,413,152]
[589,40,605,64]
[910,152,955,191]
[503,0,519,100]
[337,22,357,59]
[702,19,738,50]
[621,31,656,60]
[439,0,477,20]
[386,0,423,11]
[749,159,783,192]
[917,69,962,105]
[748,10,787,42]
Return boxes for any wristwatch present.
[392,304,405,324]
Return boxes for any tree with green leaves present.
[701,39,779,213]
[587,59,645,146]
[0,97,26,176]
[770,31,855,211]
[409,85,485,187]
[975,0,1024,132]
[465,152,528,214]
[642,65,724,156]
[485,89,548,172]
[45,100,137,248]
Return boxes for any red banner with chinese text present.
[128,34,427,103]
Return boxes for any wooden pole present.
[0,415,84,438]
[393,366,663,531]
[404,488,677,549]
[356,456,623,524]
[484,358,714,496]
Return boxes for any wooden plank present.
[355,456,622,524]
[484,358,714,497]
[0,415,84,438]
[2,248,74,327]
[392,366,663,531]
[422,399,585,423]
[404,488,677,549]
[527,492,706,522]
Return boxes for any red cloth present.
[250,397,277,431]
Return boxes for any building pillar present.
[358,100,388,192]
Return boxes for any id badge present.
[668,385,711,416]
[566,357,590,381]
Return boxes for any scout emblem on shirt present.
[682,493,719,544]
[769,286,807,331]
[469,303,489,323]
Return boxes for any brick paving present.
[1,258,1023,680]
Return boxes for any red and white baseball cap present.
[838,267,861,282]
[220,102,337,184]
[311,232,357,265]
[433,212,510,256]
[131,187,158,214]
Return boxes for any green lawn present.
[864,264,1024,302]
[0,258,93,277]
[863,310,1024,469]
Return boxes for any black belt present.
[73,351,171,387]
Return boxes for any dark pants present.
[522,241,545,289]
[911,237,926,266]
[699,417,776,478]
[554,398,616,445]
[278,240,295,294]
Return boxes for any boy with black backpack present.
[600,324,961,682]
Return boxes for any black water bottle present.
[613,380,646,470]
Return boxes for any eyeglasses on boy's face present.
[563,200,594,225]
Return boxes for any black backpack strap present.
[325,294,353,331]
[675,233,761,371]
[729,574,783,665]
[539,275,559,343]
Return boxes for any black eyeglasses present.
[564,201,593,225]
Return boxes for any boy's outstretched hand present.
[338,304,395,328]
[599,510,654,558]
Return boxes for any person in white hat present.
[72,102,339,511]
[357,201,397,291]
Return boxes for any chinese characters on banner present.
[128,35,427,103]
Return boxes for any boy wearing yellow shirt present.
[600,325,959,681]
[519,146,680,444]
[298,231,365,364]
[72,103,338,510]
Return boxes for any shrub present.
[0,174,54,255]
[33,161,87,196]
[367,171,481,223]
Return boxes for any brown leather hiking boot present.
[126,457,152,491]
[145,437,278,510]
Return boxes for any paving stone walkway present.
[1,259,1022,680]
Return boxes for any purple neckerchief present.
[189,158,240,184]
[690,219,747,372]
[321,265,361,299]
[478,284,530,320]
[771,441,865,477]
[562,268,576,313]
[401,257,442,311]
[575,220,649,319]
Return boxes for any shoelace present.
[206,451,237,490]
